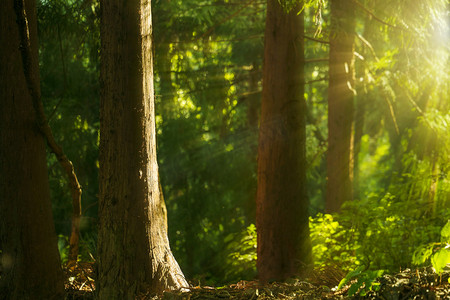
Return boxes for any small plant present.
[413,220,450,276]
[223,224,257,282]
[309,213,357,272]
[338,266,384,297]
[57,234,70,265]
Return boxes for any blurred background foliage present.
[37,0,448,285]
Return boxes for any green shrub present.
[310,193,450,275]
[413,220,450,275]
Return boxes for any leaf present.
[412,243,434,265]
[338,266,363,289]
[431,249,450,274]
[441,220,450,242]
[348,279,364,297]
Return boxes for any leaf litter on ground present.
[64,263,450,299]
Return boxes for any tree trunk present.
[325,0,356,213]
[0,0,65,298]
[256,0,311,282]
[97,0,188,298]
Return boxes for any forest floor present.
[66,263,450,299]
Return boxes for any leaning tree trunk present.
[97,0,188,298]
[256,0,311,283]
[325,0,356,213]
[0,0,65,299]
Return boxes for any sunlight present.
[427,4,449,88]
[429,6,449,49]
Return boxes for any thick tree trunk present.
[256,0,311,282]
[0,0,65,299]
[325,0,356,213]
[97,0,188,298]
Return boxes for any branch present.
[200,0,255,39]
[357,34,379,62]
[305,58,329,63]
[303,35,329,44]
[14,0,82,266]
[305,76,328,84]
[352,0,399,30]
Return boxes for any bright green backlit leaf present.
[412,243,434,265]
[431,249,450,274]
[441,220,450,242]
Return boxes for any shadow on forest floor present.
[65,263,450,299]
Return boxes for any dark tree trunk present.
[0,0,65,299]
[97,0,188,298]
[256,0,311,283]
[325,0,356,213]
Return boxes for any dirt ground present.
[65,263,450,299]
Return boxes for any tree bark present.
[97,0,188,298]
[0,0,65,298]
[256,0,311,283]
[325,0,356,213]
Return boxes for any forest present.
[0,0,449,299]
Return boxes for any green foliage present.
[278,0,323,15]
[309,213,356,270]
[431,249,450,275]
[413,221,450,274]
[57,235,69,265]
[222,224,257,282]
[310,194,450,275]
[57,232,96,265]
[338,266,384,297]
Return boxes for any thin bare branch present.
[352,0,399,29]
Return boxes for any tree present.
[256,0,311,282]
[325,0,356,213]
[97,0,188,298]
[0,0,65,298]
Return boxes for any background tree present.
[97,0,188,298]
[325,0,356,213]
[256,0,311,282]
[0,0,65,298]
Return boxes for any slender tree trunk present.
[325,0,356,213]
[256,0,311,282]
[0,0,65,298]
[352,93,366,201]
[155,39,176,117]
[97,0,188,298]
[247,62,261,131]
[427,155,439,216]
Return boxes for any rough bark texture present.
[325,0,356,213]
[0,0,65,299]
[97,0,188,298]
[256,0,311,283]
